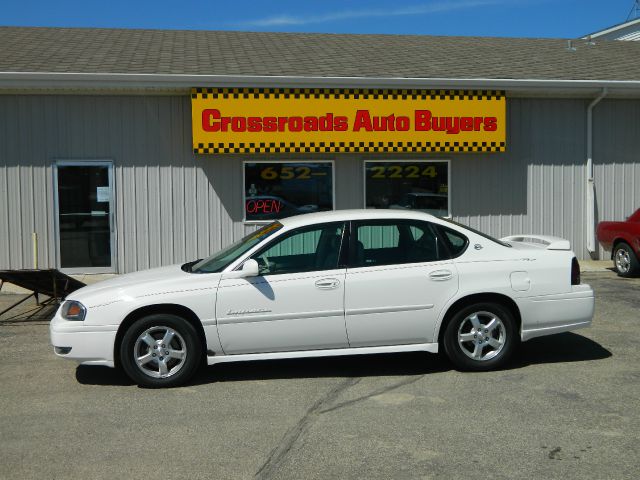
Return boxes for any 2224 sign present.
[369,165,438,179]
[191,88,506,155]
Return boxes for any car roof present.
[278,209,442,229]
[405,192,448,197]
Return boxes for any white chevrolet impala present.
[50,210,594,387]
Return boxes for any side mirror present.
[239,259,259,277]
[221,259,260,279]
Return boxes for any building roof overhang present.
[1,71,640,98]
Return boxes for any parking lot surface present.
[1,271,639,480]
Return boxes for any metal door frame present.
[53,160,117,274]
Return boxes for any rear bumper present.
[49,310,117,367]
[517,284,595,341]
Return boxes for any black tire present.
[443,302,517,371]
[120,314,202,388]
[613,242,640,277]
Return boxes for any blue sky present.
[2,0,638,38]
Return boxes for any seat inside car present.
[315,234,342,270]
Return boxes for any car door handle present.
[315,278,340,290]
[429,270,453,281]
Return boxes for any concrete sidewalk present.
[578,260,611,272]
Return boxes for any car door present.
[344,219,459,347]
[216,222,349,354]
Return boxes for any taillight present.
[571,257,580,285]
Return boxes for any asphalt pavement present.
[0,271,639,480]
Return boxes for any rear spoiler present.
[500,235,571,250]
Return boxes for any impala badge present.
[227,308,271,316]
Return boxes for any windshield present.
[439,217,512,248]
[191,222,283,273]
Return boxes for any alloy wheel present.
[457,311,506,361]
[133,326,187,378]
[615,248,631,274]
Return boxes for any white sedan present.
[50,210,594,387]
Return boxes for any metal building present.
[1,27,639,273]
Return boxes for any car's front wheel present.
[443,303,516,371]
[613,242,639,277]
[120,314,202,388]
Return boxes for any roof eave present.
[582,17,640,39]
[1,72,640,97]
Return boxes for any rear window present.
[439,218,512,248]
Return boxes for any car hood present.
[67,264,221,307]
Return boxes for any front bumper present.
[517,284,595,341]
[50,309,118,367]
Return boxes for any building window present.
[364,160,450,217]
[244,161,334,222]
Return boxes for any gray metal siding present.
[593,99,640,259]
[0,95,638,272]
[452,98,591,258]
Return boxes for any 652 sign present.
[258,166,327,181]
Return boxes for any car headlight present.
[61,300,87,321]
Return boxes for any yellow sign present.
[191,88,506,154]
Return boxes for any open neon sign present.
[246,199,283,215]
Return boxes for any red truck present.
[596,208,640,277]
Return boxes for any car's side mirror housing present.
[222,259,260,279]
[239,259,259,277]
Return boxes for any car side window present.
[351,220,443,267]
[251,222,344,275]
[438,226,469,258]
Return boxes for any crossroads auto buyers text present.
[201,109,498,135]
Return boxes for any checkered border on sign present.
[191,87,504,101]
[194,141,506,155]
[192,88,505,154]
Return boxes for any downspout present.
[586,88,607,256]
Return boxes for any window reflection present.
[244,162,333,221]
[365,161,449,217]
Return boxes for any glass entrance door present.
[55,161,115,272]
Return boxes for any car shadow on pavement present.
[510,332,611,368]
[192,351,452,385]
[74,351,453,387]
[75,332,611,387]
[75,365,134,386]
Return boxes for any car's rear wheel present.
[443,303,516,371]
[613,242,639,277]
[120,314,202,388]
